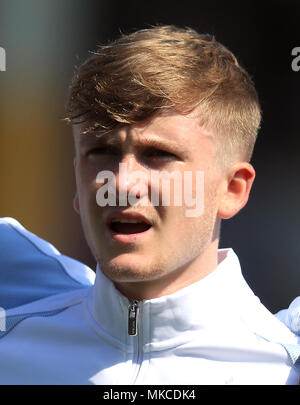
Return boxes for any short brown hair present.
[65,25,261,164]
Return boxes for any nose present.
[115,154,149,205]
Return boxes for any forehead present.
[73,110,215,152]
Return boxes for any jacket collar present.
[86,248,257,350]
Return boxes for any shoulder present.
[238,289,300,375]
[0,217,95,310]
[275,297,300,336]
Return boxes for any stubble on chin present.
[97,250,170,284]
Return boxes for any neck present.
[113,239,219,301]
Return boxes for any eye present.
[143,148,177,160]
[86,146,119,156]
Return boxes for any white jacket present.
[0,217,299,385]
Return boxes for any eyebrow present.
[79,133,121,147]
[134,135,184,154]
[79,132,187,156]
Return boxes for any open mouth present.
[110,219,152,235]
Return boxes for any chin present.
[99,254,164,283]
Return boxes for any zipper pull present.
[128,300,139,336]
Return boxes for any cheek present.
[76,162,99,201]
[160,173,220,239]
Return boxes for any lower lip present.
[106,225,153,244]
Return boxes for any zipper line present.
[128,300,139,336]
[128,300,143,384]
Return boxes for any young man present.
[0,25,299,384]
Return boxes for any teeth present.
[111,218,144,224]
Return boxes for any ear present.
[218,162,256,220]
[73,192,80,215]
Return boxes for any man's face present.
[73,110,224,294]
